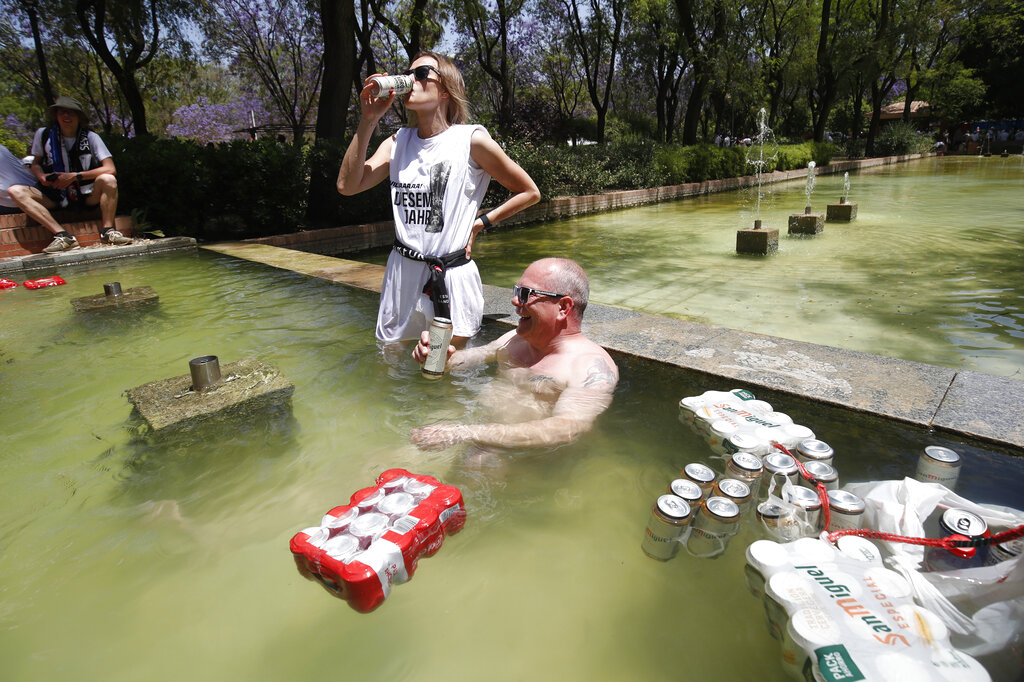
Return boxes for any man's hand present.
[411,330,455,366]
[410,423,473,451]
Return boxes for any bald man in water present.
[410,257,619,451]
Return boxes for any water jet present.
[826,172,858,222]
[788,162,824,234]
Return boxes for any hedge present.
[105,135,837,239]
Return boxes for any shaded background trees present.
[0,0,1016,232]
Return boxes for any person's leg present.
[7,184,62,235]
[86,175,118,229]
[86,176,130,244]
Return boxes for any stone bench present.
[0,208,135,258]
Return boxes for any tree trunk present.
[25,1,54,106]
[307,0,357,226]
[316,0,357,141]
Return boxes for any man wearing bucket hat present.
[7,95,130,253]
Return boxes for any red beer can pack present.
[289,468,466,613]
[23,276,66,289]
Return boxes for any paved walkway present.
[201,242,1024,451]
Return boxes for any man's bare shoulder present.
[569,337,618,391]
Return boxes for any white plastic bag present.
[844,478,1024,669]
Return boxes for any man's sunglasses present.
[513,284,566,305]
[404,65,442,81]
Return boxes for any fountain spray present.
[804,161,817,213]
[746,108,778,229]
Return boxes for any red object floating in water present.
[0,278,18,289]
[22,276,66,289]
[290,468,466,613]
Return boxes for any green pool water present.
[465,155,1024,379]
[1,245,1021,680]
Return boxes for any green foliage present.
[874,121,931,156]
[0,125,28,158]
[110,136,307,240]
[100,136,842,240]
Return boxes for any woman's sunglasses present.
[513,285,566,305]
[404,65,442,81]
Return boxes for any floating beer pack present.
[745,537,990,682]
[679,388,815,456]
[290,469,466,612]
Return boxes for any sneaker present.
[101,229,133,245]
[42,235,80,253]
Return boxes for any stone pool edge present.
[0,236,198,273]
[200,242,1024,451]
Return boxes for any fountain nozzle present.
[753,219,762,230]
[804,206,812,215]
[189,355,222,392]
[103,282,123,297]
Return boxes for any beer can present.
[762,452,799,498]
[756,501,786,540]
[984,537,1023,567]
[422,316,453,379]
[678,396,701,426]
[667,478,705,508]
[727,451,764,488]
[322,533,362,562]
[915,445,962,490]
[376,491,416,523]
[778,424,815,449]
[783,485,822,535]
[799,461,838,492]
[795,438,834,466]
[321,506,359,533]
[825,489,865,531]
[403,478,435,499]
[783,609,842,681]
[708,419,738,454]
[642,495,692,561]
[687,496,740,558]
[925,508,989,570]
[681,462,717,497]
[368,74,414,98]
[353,486,386,509]
[745,540,790,599]
[713,477,752,512]
[724,432,765,454]
[348,511,390,549]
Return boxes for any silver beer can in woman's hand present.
[422,317,453,379]
[369,74,414,99]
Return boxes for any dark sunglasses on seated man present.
[513,284,567,305]
[404,65,443,81]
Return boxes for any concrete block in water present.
[71,286,159,312]
[788,213,824,235]
[127,357,294,430]
[826,202,858,222]
[736,226,779,255]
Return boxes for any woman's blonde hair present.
[406,51,470,127]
